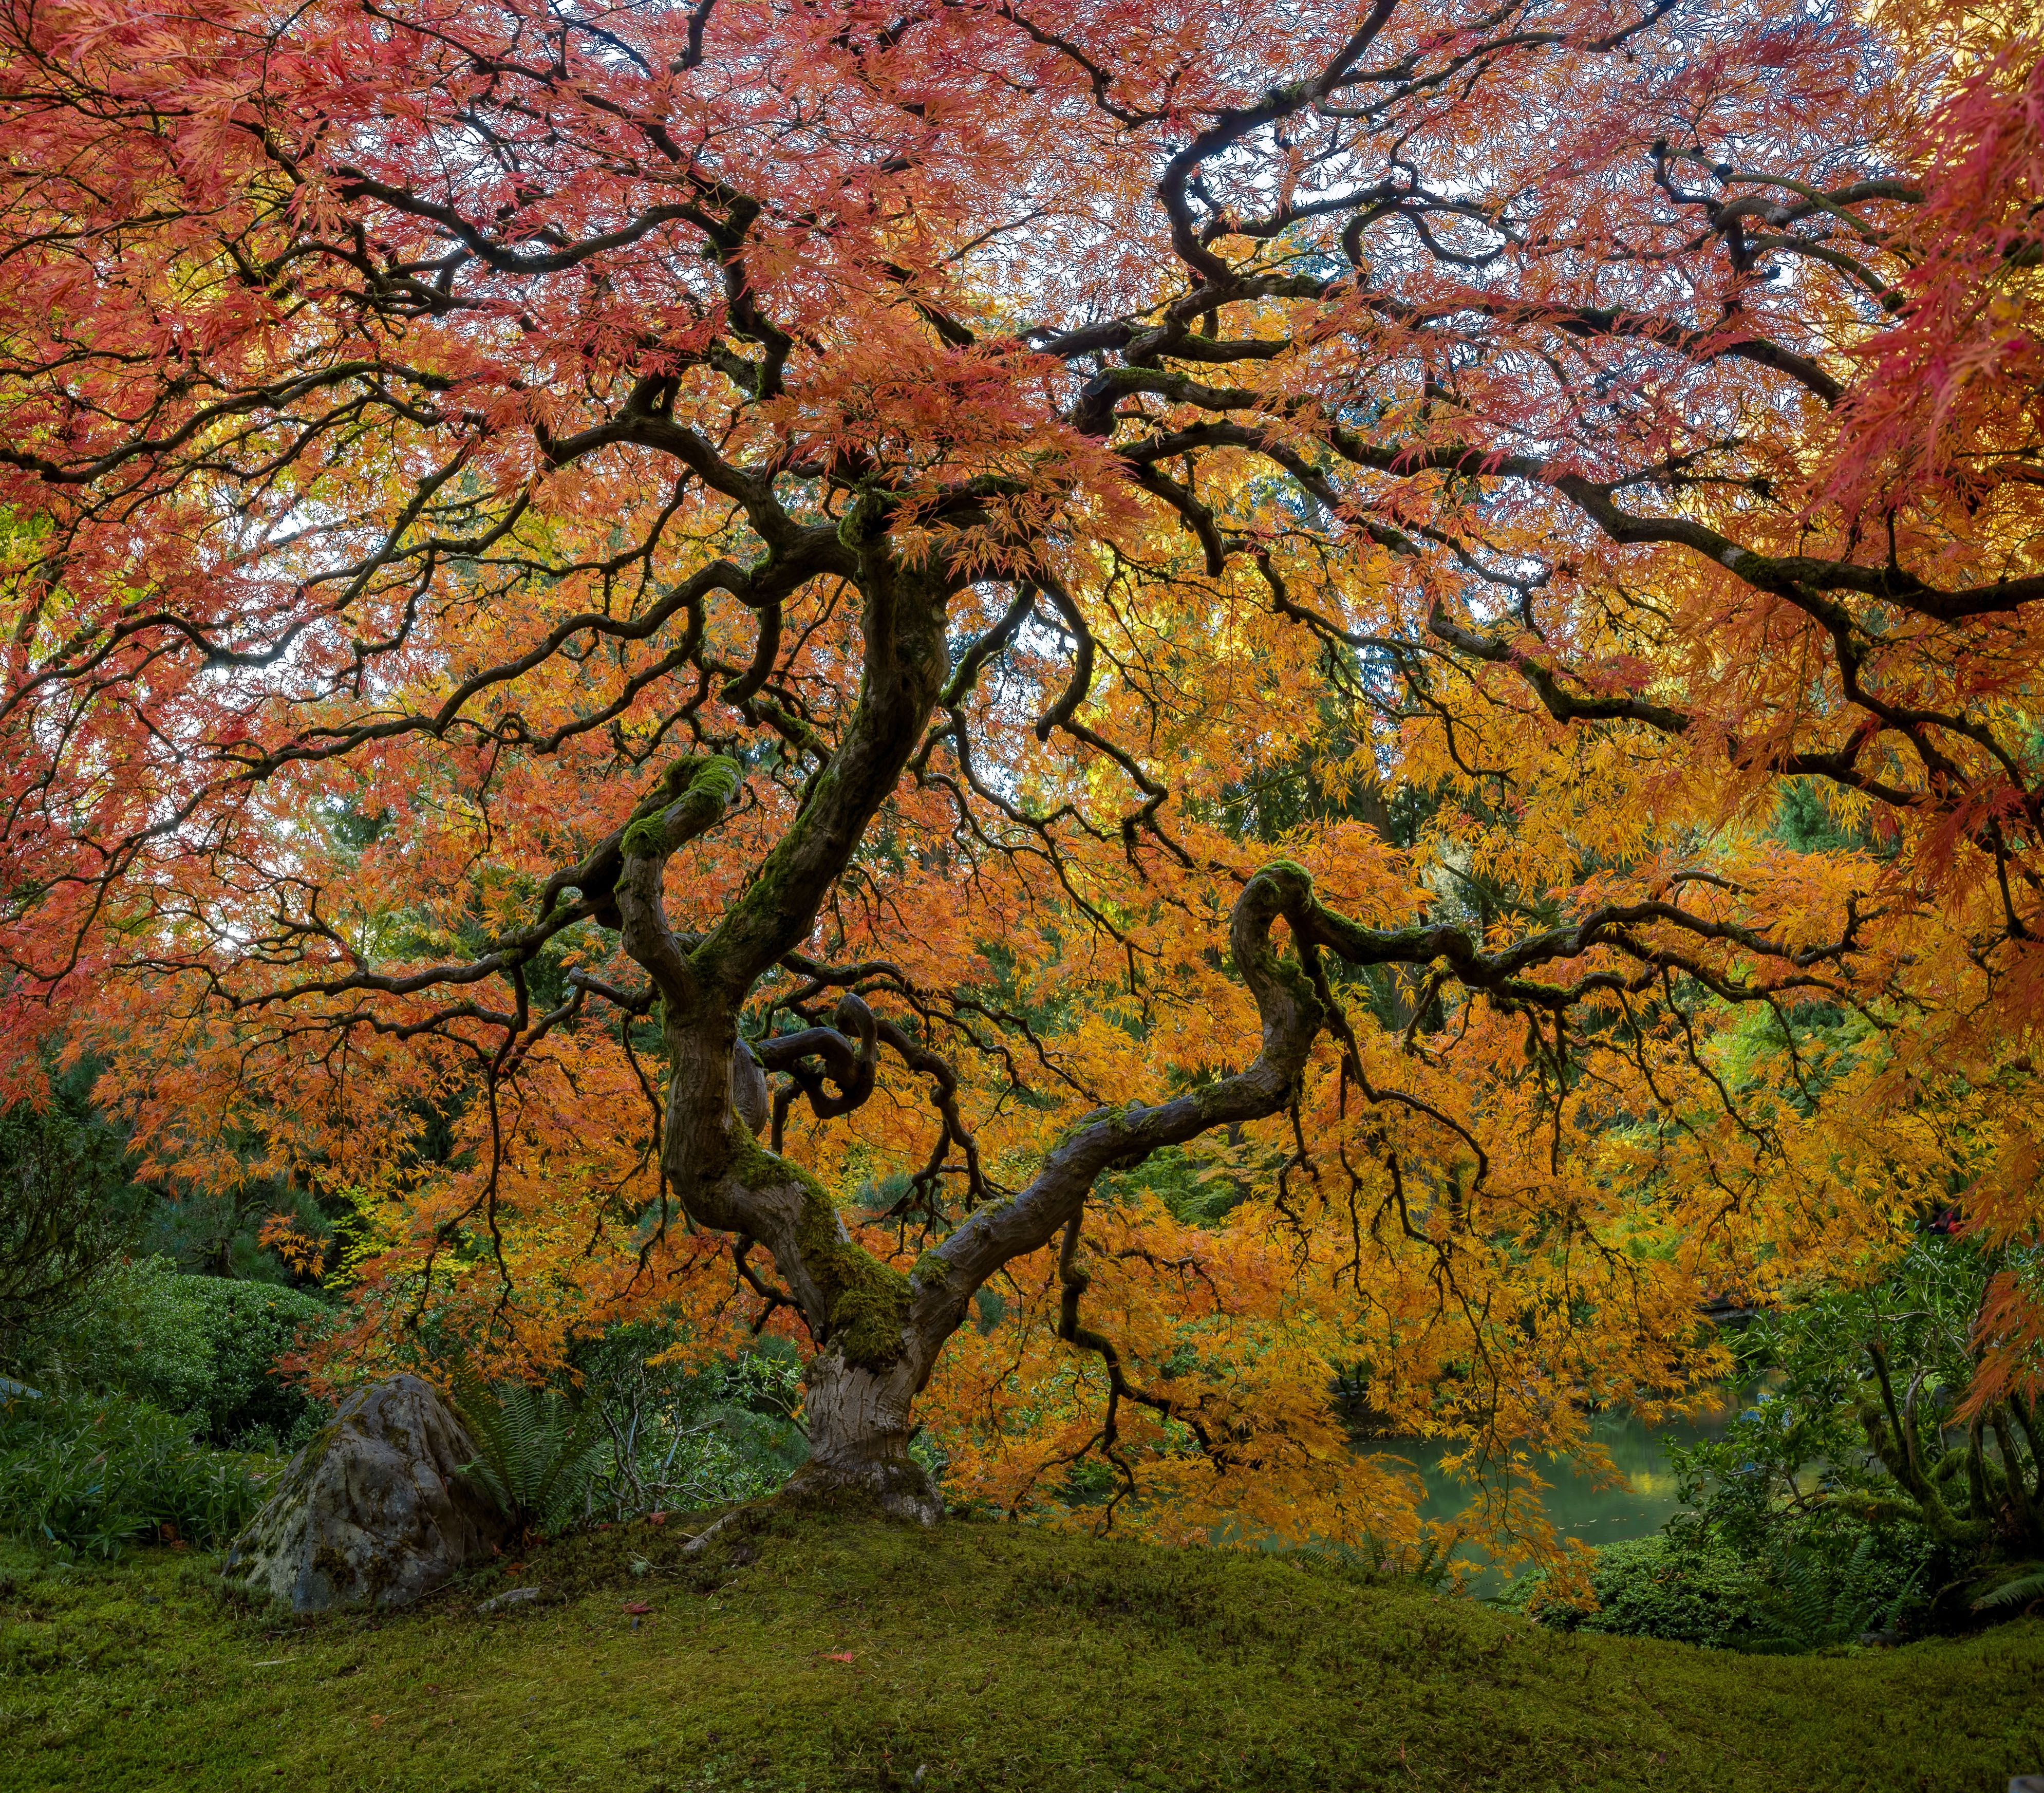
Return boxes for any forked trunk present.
[784,1349,942,1526]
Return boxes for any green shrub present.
[445,1339,813,1537]
[19,1257,332,1448]
[1740,1535,1924,1653]
[1506,1519,1938,1652]
[1660,1232,2023,1633]
[627,1398,812,1511]
[0,1388,273,1557]
[1505,1536,1773,1649]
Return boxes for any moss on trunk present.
[721,1131,912,1371]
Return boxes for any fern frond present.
[450,1368,610,1535]
[1972,1565,2044,1612]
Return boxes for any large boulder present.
[222,1374,504,1612]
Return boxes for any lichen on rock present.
[222,1374,505,1613]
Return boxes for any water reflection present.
[1377,1392,1744,1591]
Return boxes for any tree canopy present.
[0,0,2038,1552]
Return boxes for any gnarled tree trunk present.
[606,721,1354,1519]
[781,1350,942,1525]
[566,514,1386,1523]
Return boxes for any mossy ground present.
[3,1509,2041,1792]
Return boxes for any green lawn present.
[3,1510,2040,1792]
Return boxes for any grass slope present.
[4,1510,2042,1792]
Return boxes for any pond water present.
[1375,1389,1747,1591]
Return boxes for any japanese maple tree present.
[0,0,2037,1547]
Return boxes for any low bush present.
[450,1372,611,1536]
[17,1257,332,1448]
[0,1388,273,1557]
[1504,1519,1934,1653]
[1740,1534,1928,1653]
[1504,1536,1768,1649]
[1659,1232,2030,1634]
[1524,1232,2042,1653]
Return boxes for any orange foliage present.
[0,0,2038,1558]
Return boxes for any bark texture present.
[780,1351,942,1525]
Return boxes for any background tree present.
[0,1080,132,1361]
[0,0,2038,1547]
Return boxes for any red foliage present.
[0,0,2037,1545]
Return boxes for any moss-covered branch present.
[716,1129,914,1372]
[610,755,744,1007]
